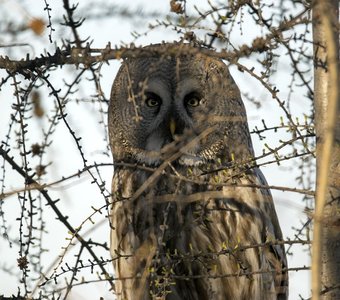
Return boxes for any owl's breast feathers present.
[110,164,288,300]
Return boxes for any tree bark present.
[312,0,340,299]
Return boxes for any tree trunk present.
[312,0,340,299]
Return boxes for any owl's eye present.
[186,98,200,107]
[184,92,201,108]
[145,93,162,108]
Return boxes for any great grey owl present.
[108,43,288,300]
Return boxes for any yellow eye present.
[145,98,160,107]
[144,93,161,107]
[184,92,201,108]
[186,97,200,107]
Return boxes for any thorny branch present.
[0,146,115,292]
[0,0,316,299]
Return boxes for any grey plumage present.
[108,43,288,299]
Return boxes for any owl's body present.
[109,44,288,299]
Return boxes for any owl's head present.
[108,43,253,166]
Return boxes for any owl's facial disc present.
[138,84,207,165]
[109,50,252,166]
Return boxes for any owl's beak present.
[169,118,176,138]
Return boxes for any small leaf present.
[28,18,45,35]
